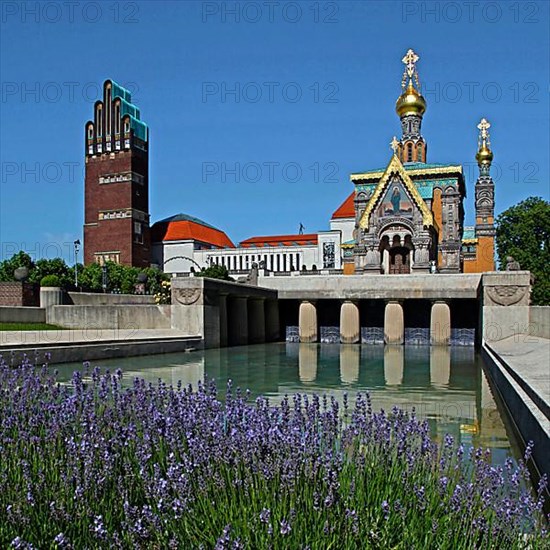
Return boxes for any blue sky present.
[1,0,549,262]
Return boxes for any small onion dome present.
[396,81,427,118]
[476,145,493,165]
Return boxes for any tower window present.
[115,103,120,134]
[97,107,102,137]
[407,143,413,162]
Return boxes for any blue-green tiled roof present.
[462,226,476,240]
[351,162,461,176]
[357,178,458,199]
[110,80,148,142]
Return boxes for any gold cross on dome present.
[477,118,491,140]
[402,49,419,79]
[390,136,399,154]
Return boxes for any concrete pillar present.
[430,346,450,388]
[340,300,360,344]
[228,297,248,346]
[219,294,228,347]
[265,300,280,342]
[299,300,317,343]
[299,343,318,383]
[248,298,265,344]
[384,345,404,385]
[384,301,404,345]
[40,287,63,309]
[340,345,360,384]
[431,301,451,345]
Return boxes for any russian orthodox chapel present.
[340,49,496,275]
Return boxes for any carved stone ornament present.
[174,287,202,305]
[485,285,528,306]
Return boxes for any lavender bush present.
[0,358,547,549]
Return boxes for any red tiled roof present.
[151,218,234,248]
[240,234,318,248]
[331,192,355,219]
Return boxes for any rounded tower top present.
[475,118,493,166]
[395,48,427,119]
[396,81,426,117]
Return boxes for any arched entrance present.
[389,246,411,274]
[379,229,415,274]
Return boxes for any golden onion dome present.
[395,81,426,118]
[476,145,493,165]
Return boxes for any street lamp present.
[102,264,108,293]
[74,239,81,288]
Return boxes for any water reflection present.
[384,346,404,386]
[340,345,359,384]
[54,343,516,464]
[430,346,451,388]
[299,344,317,383]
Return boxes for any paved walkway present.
[0,329,197,348]
[488,335,550,419]
[0,329,202,364]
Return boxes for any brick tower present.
[473,118,496,271]
[83,80,150,267]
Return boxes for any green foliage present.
[0,251,34,282]
[143,266,171,295]
[77,263,103,292]
[196,264,233,281]
[496,196,550,305]
[0,252,171,295]
[30,258,72,288]
[40,274,61,287]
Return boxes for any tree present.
[0,251,34,281]
[28,258,72,288]
[495,196,550,305]
[196,265,233,281]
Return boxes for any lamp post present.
[74,239,81,288]
[102,264,108,293]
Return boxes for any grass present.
[0,322,65,331]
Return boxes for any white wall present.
[157,241,200,273]
[330,217,354,243]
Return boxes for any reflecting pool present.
[55,343,521,465]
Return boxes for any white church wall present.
[330,218,354,243]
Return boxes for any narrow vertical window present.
[407,143,413,162]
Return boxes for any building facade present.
[84,51,495,275]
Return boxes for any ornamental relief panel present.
[484,285,529,306]
[173,287,202,306]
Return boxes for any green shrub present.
[40,274,61,287]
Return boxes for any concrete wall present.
[258,273,482,300]
[481,271,531,344]
[0,306,46,324]
[68,292,155,305]
[482,344,549,480]
[48,305,171,329]
[530,307,550,339]
[171,277,277,348]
